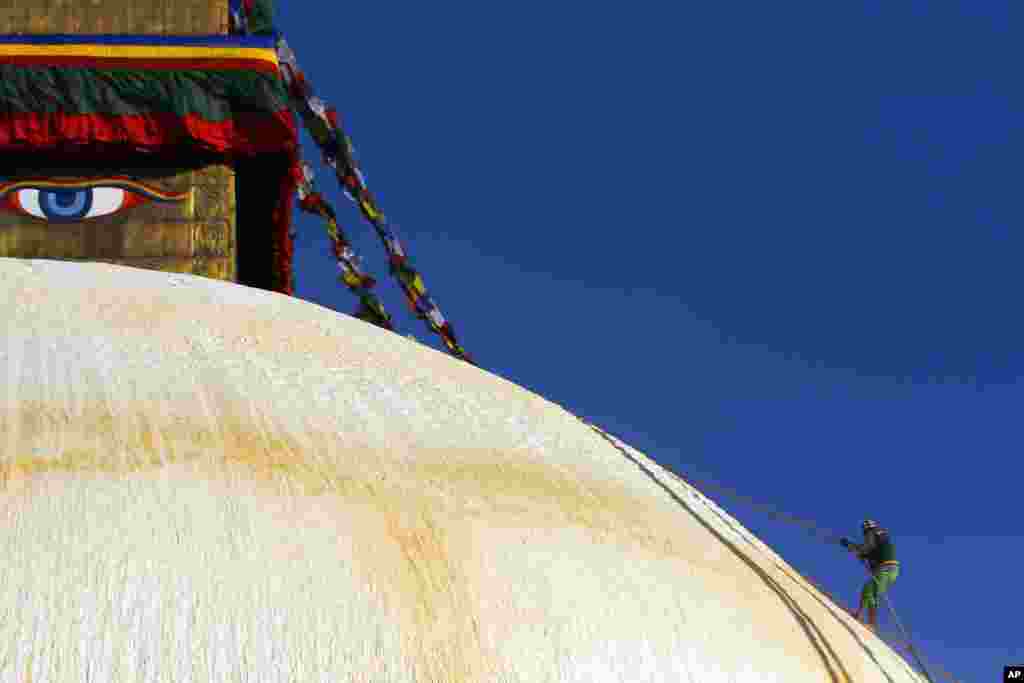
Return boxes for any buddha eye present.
[14,187,131,222]
[0,179,189,222]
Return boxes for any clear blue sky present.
[276,2,1016,681]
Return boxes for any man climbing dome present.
[840,519,899,630]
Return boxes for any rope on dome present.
[860,560,937,683]
[225,4,957,679]
[584,418,956,683]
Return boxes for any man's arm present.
[853,531,878,558]
[840,532,877,557]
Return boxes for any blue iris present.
[39,189,93,222]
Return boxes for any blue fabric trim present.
[0,34,276,48]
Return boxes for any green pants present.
[860,565,899,611]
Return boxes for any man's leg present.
[869,566,899,628]
[859,575,878,626]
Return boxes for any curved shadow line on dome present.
[678,482,919,683]
[591,426,926,682]
[588,427,855,683]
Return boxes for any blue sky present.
[276,2,1016,681]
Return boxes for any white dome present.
[0,259,924,682]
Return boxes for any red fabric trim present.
[0,110,299,297]
[0,56,279,73]
[0,110,296,156]
[270,160,303,296]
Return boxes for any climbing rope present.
[884,596,940,683]
[662,469,846,545]
[581,419,845,547]
[228,4,958,678]
[582,418,960,683]
[861,560,937,683]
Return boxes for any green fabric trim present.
[0,67,290,121]
[876,538,896,563]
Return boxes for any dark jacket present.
[850,528,898,572]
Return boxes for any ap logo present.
[1006,665,1024,682]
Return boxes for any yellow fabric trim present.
[0,44,278,67]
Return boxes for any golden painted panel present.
[0,164,237,282]
[0,0,256,287]
[0,0,228,35]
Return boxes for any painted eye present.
[0,178,189,222]
[15,187,129,222]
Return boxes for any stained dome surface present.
[0,259,924,682]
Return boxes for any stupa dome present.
[0,259,924,681]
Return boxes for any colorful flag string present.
[229,3,473,364]
[275,38,472,364]
[293,160,393,330]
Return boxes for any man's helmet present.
[862,519,879,532]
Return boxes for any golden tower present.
[0,0,289,292]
